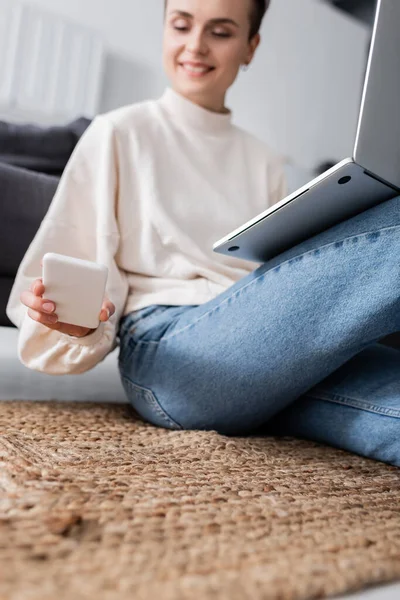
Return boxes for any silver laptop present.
[213,0,400,263]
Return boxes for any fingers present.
[30,278,44,296]
[27,306,58,326]
[20,289,56,317]
[99,300,116,322]
[28,258,46,297]
[19,266,58,327]
[104,300,116,316]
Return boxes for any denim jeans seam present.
[305,391,400,418]
[121,374,183,429]
[138,224,400,345]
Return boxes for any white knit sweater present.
[6,87,287,375]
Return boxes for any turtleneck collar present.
[158,87,232,134]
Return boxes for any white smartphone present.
[42,253,109,329]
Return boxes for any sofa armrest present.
[0,162,59,277]
[0,277,14,327]
[0,162,60,326]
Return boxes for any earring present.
[242,64,249,71]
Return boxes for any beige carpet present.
[1,400,400,600]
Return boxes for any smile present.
[180,63,215,76]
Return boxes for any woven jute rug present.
[1,401,400,600]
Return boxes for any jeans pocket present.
[120,375,182,430]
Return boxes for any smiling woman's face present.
[163,0,260,113]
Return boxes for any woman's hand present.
[20,277,116,338]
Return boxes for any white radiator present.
[0,0,105,123]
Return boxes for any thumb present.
[99,299,115,322]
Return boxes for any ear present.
[245,33,261,66]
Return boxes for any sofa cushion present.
[0,163,59,276]
[0,117,91,177]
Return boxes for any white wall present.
[20,0,370,171]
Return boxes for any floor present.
[335,581,400,599]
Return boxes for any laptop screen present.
[329,0,377,27]
[353,0,400,188]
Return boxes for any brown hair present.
[249,0,270,39]
[164,0,271,40]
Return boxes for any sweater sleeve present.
[6,115,129,375]
[268,156,288,207]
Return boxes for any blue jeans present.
[118,195,400,467]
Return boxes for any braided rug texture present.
[1,400,400,600]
